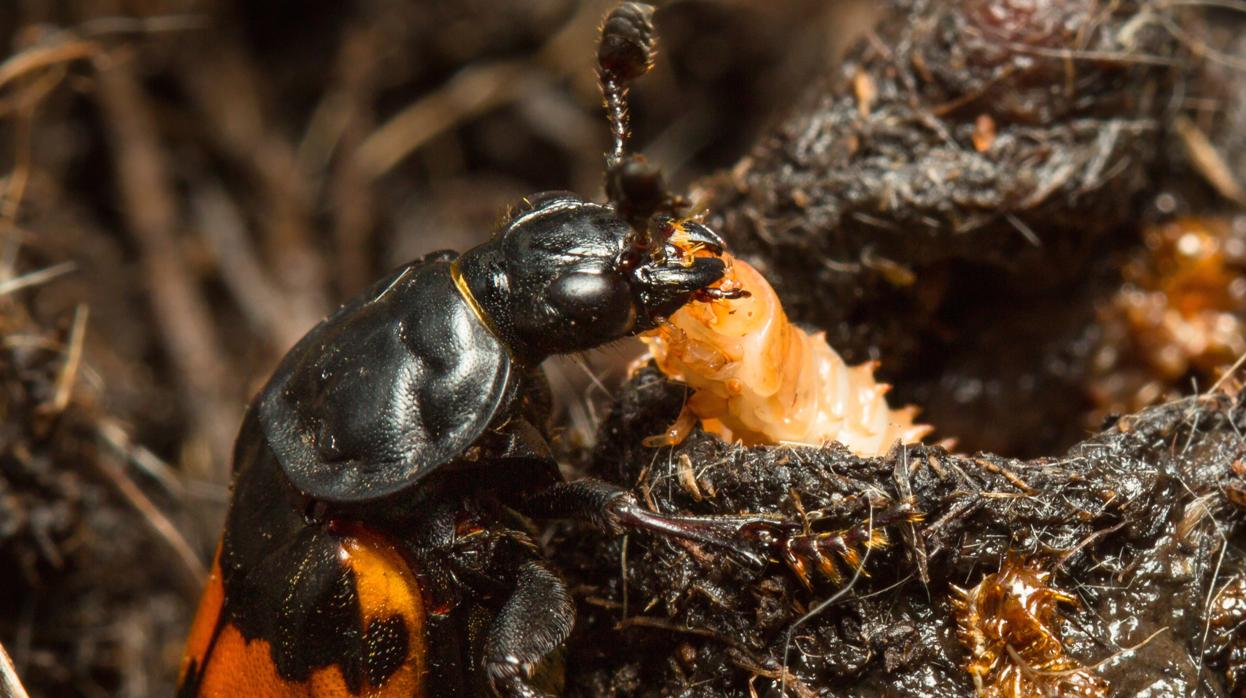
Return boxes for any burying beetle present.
[177,4,811,696]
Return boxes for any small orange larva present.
[1207,574,1246,692]
[951,557,1108,698]
[638,222,931,455]
[767,502,921,590]
[1091,216,1246,421]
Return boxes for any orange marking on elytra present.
[178,533,428,698]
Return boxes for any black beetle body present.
[179,193,740,697]
[176,5,796,695]
[261,193,723,506]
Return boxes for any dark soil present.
[560,369,1246,696]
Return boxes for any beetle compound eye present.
[549,271,635,333]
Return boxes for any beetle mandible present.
[177,4,797,696]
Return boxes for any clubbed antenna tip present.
[597,2,657,166]
[598,2,656,83]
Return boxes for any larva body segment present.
[640,246,931,454]
[771,501,922,590]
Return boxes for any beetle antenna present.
[598,2,656,169]
[597,2,682,249]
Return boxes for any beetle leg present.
[522,478,779,566]
[641,402,698,447]
[482,560,574,698]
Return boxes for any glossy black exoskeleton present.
[258,191,727,507]
[177,4,784,697]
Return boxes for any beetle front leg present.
[482,559,575,698]
[523,478,778,566]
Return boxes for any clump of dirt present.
[699,0,1187,455]
[559,368,1245,696]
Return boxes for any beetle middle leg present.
[521,477,781,566]
[426,504,575,697]
[524,480,926,586]
[481,559,574,698]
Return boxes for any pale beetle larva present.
[639,223,933,455]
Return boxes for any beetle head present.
[455,192,725,362]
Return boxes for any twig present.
[974,457,1035,494]
[0,640,31,698]
[0,40,100,94]
[92,451,207,591]
[1056,520,1128,568]
[0,14,204,110]
[1164,0,1246,12]
[328,26,380,294]
[1209,350,1246,394]
[1174,115,1246,206]
[998,39,1183,67]
[178,41,328,332]
[1197,537,1228,684]
[892,446,930,584]
[190,184,310,350]
[0,92,36,220]
[1155,10,1246,72]
[615,614,745,649]
[357,0,607,178]
[44,304,88,415]
[357,62,541,179]
[0,261,76,296]
[96,418,187,501]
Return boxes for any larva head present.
[455,192,726,363]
